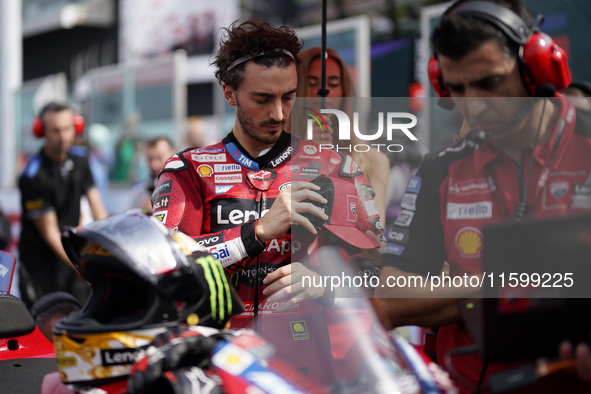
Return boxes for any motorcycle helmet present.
[53,210,239,385]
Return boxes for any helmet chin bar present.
[55,210,237,386]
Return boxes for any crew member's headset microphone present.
[464,95,539,144]
[464,80,557,142]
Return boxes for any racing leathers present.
[383,99,591,393]
[152,130,383,382]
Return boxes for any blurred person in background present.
[18,102,108,307]
[78,123,112,225]
[29,291,81,342]
[287,47,393,375]
[84,123,113,200]
[131,136,176,214]
[112,113,143,182]
[185,116,209,149]
[288,47,390,227]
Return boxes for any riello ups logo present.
[303,107,417,152]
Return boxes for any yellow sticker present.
[25,199,44,211]
[187,313,199,326]
[289,321,309,341]
[56,356,77,367]
[85,243,112,257]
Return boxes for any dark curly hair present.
[212,20,303,90]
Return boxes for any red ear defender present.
[521,32,571,96]
[32,113,85,138]
[439,1,572,97]
[32,117,44,138]
[73,113,85,135]
[428,33,571,98]
[428,56,449,98]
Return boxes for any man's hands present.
[256,181,328,242]
[559,341,591,381]
[262,263,325,311]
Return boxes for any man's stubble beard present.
[236,96,283,146]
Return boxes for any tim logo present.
[303,106,417,153]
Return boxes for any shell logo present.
[197,164,213,177]
[225,354,241,364]
[455,227,483,258]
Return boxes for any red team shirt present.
[384,99,591,392]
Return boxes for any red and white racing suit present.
[152,131,383,383]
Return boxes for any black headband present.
[227,49,295,72]
[450,1,532,45]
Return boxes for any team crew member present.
[19,102,108,307]
[131,136,176,214]
[152,20,383,382]
[373,0,591,392]
[288,47,390,226]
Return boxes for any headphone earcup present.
[32,113,85,137]
[428,56,450,98]
[73,113,85,135]
[522,32,571,95]
[32,117,44,138]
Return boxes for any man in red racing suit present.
[153,131,383,381]
[152,20,383,384]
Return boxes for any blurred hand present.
[559,340,591,381]
[263,262,325,311]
